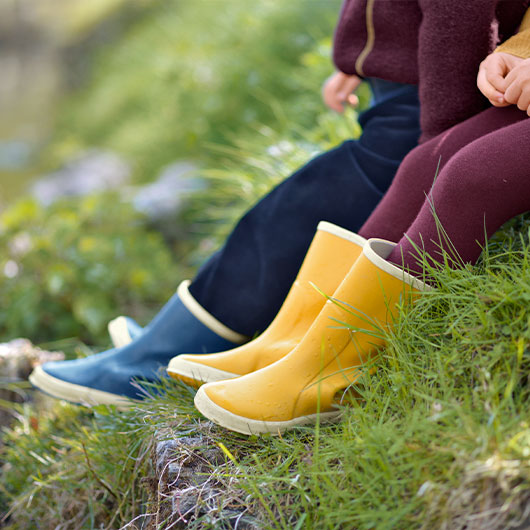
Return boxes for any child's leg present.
[388,113,530,275]
[190,81,421,336]
[359,106,526,243]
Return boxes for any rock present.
[144,425,262,529]
[31,155,203,222]
[0,338,64,429]
[31,149,131,205]
[132,161,204,220]
[0,338,63,381]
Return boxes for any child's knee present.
[433,152,491,207]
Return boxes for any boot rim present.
[195,385,342,436]
[108,315,134,348]
[363,238,430,291]
[317,221,366,247]
[29,365,133,409]
[178,280,249,344]
[167,356,238,385]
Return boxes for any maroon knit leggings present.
[359,106,530,276]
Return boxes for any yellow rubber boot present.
[167,221,366,386]
[194,239,429,435]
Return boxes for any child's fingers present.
[477,66,505,105]
[503,67,518,88]
[322,74,346,112]
[337,75,362,100]
[323,73,361,112]
[516,90,530,113]
[488,97,510,108]
[501,60,530,111]
[504,81,523,106]
[481,55,509,92]
[336,77,362,111]
[325,97,345,113]
[482,53,508,76]
[347,93,359,107]
[486,69,508,93]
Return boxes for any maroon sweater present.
[333,0,529,140]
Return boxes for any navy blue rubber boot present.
[29,281,247,406]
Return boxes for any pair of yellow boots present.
[166,222,428,435]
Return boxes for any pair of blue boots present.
[29,281,248,406]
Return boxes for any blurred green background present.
[0,0,366,347]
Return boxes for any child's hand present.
[503,58,530,116]
[477,52,524,107]
[322,71,361,112]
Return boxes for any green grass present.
[223,218,530,529]
[2,211,530,530]
[2,102,529,528]
[0,402,150,528]
[2,99,530,527]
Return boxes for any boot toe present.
[166,354,238,385]
[200,377,292,423]
[30,358,135,407]
[30,348,155,405]
[195,381,342,436]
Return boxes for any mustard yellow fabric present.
[496,8,530,58]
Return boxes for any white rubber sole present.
[29,366,133,409]
[167,357,238,385]
[108,316,135,348]
[194,385,342,436]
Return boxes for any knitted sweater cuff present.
[496,8,530,58]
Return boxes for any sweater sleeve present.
[496,8,530,58]
[417,1,494,142]
[332,0,364,76]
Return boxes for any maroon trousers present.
[359,106,530,276]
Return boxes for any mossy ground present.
[2,197,530,530]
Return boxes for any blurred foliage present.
[0,0,359,347]
[0,195,182,345]
[34,0,146,44]
[47,0,342,182]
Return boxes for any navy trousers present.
[189,79,421,337]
